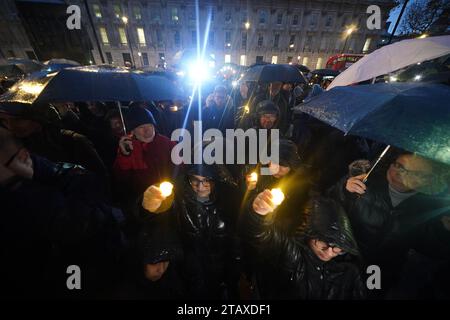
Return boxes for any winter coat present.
[241,198,365,300]
[0,155,125,299]
[140,174,241,299]
[113,134,176,214]
[329,170,450,291]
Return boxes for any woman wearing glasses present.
[140,164,241,299]
[242,196,365,299]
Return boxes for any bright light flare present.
[232,80,238,87]
[270,188,285,206]
[188,60,210,84]
[249,172,258,182]
[414,74,422,81]
[20,83,45,95]
[159,182,174,197]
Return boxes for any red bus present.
[325,54,365,71]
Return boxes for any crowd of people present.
[1,75,449,300]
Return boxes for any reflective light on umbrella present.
[19,83,45,95]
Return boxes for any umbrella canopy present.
[311,69,340,77]
[0,64,26,78]
[328,35,450,90]
[5,58,43,74]
[0,65,184,105]
[294,82,450,165]
[43,58,81,72]
[241,64,307,83]
[293,64,310,74]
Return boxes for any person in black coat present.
[241,195,365,300]
[329,149,450,298]
[140,163,241,299]
[0,127,126,299]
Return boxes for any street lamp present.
[341,26,356,54]
[122,16,136,68]
[245,21,250,30]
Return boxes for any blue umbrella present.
[294,82,450,165]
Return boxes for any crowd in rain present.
[1,58,450,300]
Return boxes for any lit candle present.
[270,188,285,206]
[159,182,174,197]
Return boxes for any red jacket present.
[113,134,176,198]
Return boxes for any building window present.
[105,52,113,64]
[305,35,313,50]
[241,33,247,49]
[277,13,283,25]
[189,8,195,20]
[225,11,231,23]
[289,35,295,49]
[174,31,181,47]
[113,4,121,19]
[287,56,293,64]
[320,36,327,50]
[274,34,280,48]
[137,28,146,46]
[134,6,142,20]
[271,55,278,64]
[93,4,102,18]
[156,30,163,47]
[151,9,161,23]
[210,7,215,21]
[293,14,299,26]
[209,31,215,46]
[257,34,263,47]
[142,52,149,66]
[99,27,109,44]
[302,56,309,66]
[191,31,197,44]
[240,55,246,66]
[259,10,266,24]
[241,10,247,23]
[122,53,132,65]
[256,55,264,63]
[225,54,231,63]
[325,15,333,27]
[225,31,231,48]
[363,37,372,53]
[118,28,127,45]
[316,57,323,69]
[309,14,318,28]
[159,53,165,60]
[171,8,179,22]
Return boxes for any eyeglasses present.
[3,148,22,167]
[391,161,433,181]
[315,240,345,255]
[189,177,212,187]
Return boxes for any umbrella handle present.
[363,145,391,183]
[117,101,127,135]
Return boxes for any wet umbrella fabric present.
[294,82,450,165]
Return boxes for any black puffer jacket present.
[242,197,365,300]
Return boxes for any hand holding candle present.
[159,181,174,197]
[142,181,174,213]
[252,188,285,216]
[246,171,258,191]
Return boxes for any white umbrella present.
[327,35,450,90]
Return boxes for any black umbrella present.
[311,69,340,77]
[0,65,183,104]
[241,64,307,83]
[294,82,450,174]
